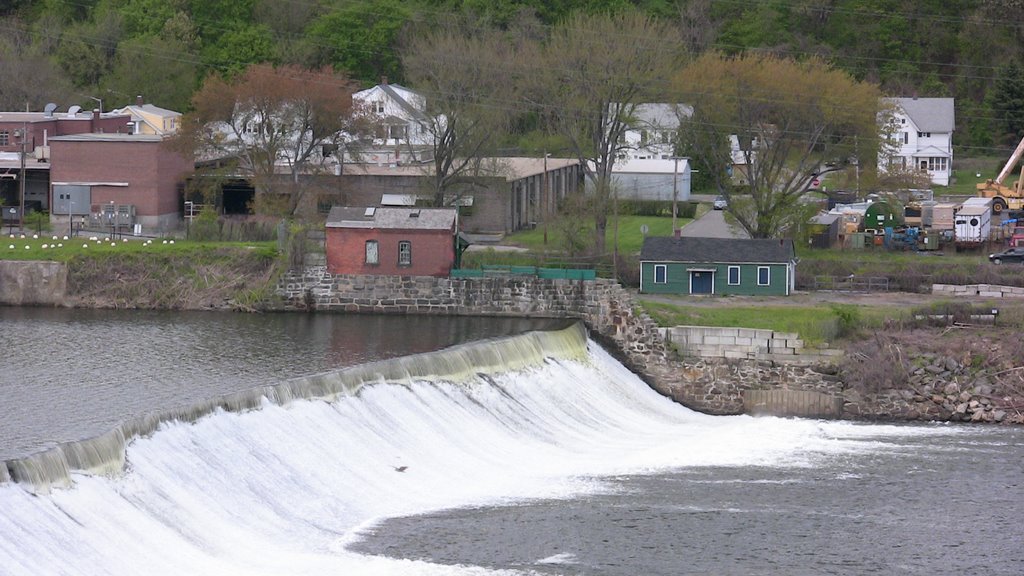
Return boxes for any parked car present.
[713,195,728,210]
[988,248,1024,264]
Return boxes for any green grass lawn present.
[0,233,277,261]
[638,299,906,345]
[504,215,690,254]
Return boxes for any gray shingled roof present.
[379,84,429,122]
[640,236,796,264]
[326,206,456,230]
[890,97,954,133]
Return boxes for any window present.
[374,101,385,114]
[728,266,740,285]
[654,264,667,284]
[365,240,379,265]
[757,266,770,286]
[398,240,412,266]
[388,124,407,140]
[925,157,948,171]
[0,131,8,146]
[918,132,931,138]
[902,132,908,144]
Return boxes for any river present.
[0,307,1021,575]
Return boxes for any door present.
[690,270,713,294]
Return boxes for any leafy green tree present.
[55,9,123,89]
[674,52,882,239]
[988,62,1024,144]
[305,0,411,85]
[0,17,75,109]
[104,35,198,113]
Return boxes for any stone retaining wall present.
[277,268,845,416]
[0,261,68,306]
[658,325,844,364]
[932,283,1024,298]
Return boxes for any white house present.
[620,103,691,160]
[879,97,954,186]
[352,77,432,152]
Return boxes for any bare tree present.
[674,52,882,239]
[0,17,75,110]
[178,64,367,216]
[400,26,518,207]
[530,11,682,255]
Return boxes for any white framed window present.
[728,266,740,285]
[388,124,407,140]
[365,240,379,265]
[374,101,385,114]
[757,266,770,286]
[654,264,667,284]
[902,132,908,144]
[0,131,8,146]
[925,157,948,171]
[398,240,412,266]
[918,131,931,138]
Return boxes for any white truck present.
[954,197,992,248]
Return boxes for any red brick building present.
[48,134,194,232]
[325,206,458,277]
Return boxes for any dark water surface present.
[0,306,562,460]
[353,425,1024,575]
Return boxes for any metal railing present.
[812,275,890,292]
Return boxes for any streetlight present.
[88,96,103,114]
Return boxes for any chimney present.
[381,75,388,86]
[136,95,144,106]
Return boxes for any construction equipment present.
[977,136,1024,214]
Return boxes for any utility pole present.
[542,152,550,245]
[17,122,26,232]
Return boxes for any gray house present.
[639,236,797,296]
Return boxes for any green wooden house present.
[639,236,797,296]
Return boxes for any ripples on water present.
[0,307,563,459]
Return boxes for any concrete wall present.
[659,325,843,364]
[0,261,67,305]
[932,283,1024,298]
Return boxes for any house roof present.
[326,206,457,230]
[889,97,954,133]
[344,157,579,181]
[48,133,164,143]
[628,103,692,128]
[640,236,796,264]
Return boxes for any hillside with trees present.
[2,1,1022,152]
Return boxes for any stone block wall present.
[932,283,1024,298]
[659,325,844,364]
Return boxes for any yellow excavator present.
[977,136,1024,214]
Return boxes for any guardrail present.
[812,275,890,292]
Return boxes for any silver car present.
[713,196,728,210]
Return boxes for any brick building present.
[48,134,194,232]
[325,206,458,277]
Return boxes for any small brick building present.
[48,133,193,231]
[325,206,458,277]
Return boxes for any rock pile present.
[843,352,1023,424]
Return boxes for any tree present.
[400,25,518,207]
[0,17,75,110]
[531,10,681,255]
[178,64,366,216]
[988,61,1024,144]
[673,52,882,239]
[104,35,198,113]
[305,0,411,85]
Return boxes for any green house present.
[639,236,797,296]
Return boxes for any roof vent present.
[67,105,81,116]
[364,207,376,217]
[409,210,420,218]
[43,103,58,118]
